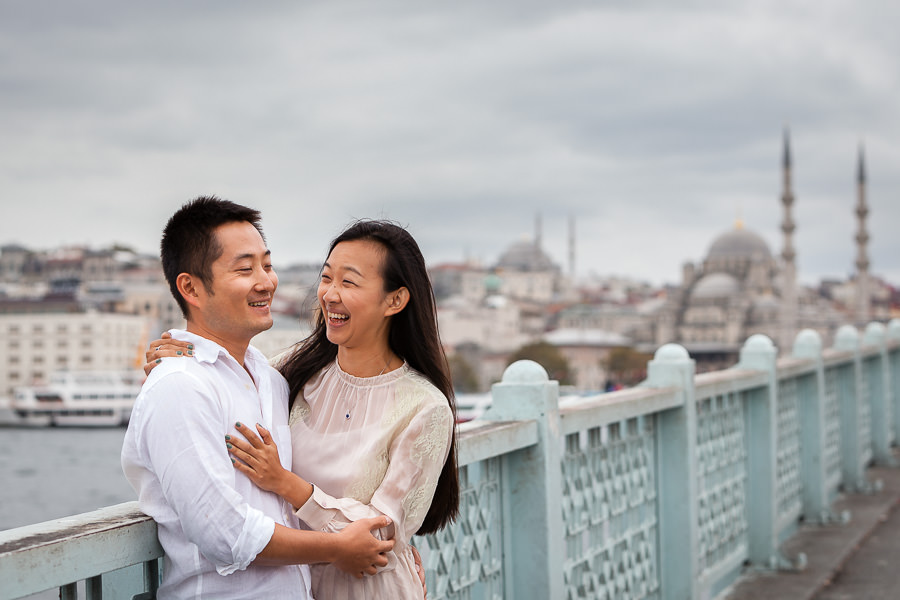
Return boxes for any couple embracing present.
[121,196,458,599]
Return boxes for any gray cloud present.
[1,1,897,286]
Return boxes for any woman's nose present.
[322,282,339,302]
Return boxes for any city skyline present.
[2,2,898,286]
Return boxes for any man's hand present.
[331,516,395,578]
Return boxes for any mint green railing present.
[2,321,898,600]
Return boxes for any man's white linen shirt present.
[121,330,312,599]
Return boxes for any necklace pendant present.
[345,412,350,420]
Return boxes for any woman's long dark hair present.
[279,219,459,534]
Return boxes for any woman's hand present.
[143,331,193,375]
[412,545,428,598]
[228,422,313,508]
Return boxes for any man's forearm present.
[253,524,337,566]
[255,517,395,576]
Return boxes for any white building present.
[437,295,528,354]
[0,311,148,399]
[543,328,632,392]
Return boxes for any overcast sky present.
[1,1,897,286]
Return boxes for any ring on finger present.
[156,346,161,351]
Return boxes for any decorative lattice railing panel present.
[775,378,803,525]
[858,361,873,467]
[695,391,748,573]
[415,458,504,600]
[823,368,843,495]
[561,418,660,600]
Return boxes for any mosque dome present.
[706,225,772,262]
[692,272,740,299]
[495,240,556,272]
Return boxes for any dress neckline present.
[333,357,409,387]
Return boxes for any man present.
[122,196,393,599]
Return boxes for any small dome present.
[707,227,772,262]
[484,273,503,292]
[495,240,556,272]
[692,272,740,299]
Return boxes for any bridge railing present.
[1,320,898,600]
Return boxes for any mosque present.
[650,132,873,369]
[434,131,883,384]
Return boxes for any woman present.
[146,220,458,599]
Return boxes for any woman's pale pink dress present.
[289,359,453,599]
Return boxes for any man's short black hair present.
[161,196,264,317]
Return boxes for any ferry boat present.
[11,370,145,427]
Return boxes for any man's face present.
[197,220,278,342]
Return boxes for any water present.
[0,427,138,599]
[0,427,137,531]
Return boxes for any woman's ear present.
[384,287,410,316]
[176,273,204,312]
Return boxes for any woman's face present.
[318,239,396,351]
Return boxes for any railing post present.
[642,343,698,600]
[736,334,787,567]
[833,325,868,492]
[482,359,564,600]
[863,322,894,465]
[792,329,831,523]
[888,319,900,443]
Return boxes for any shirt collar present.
[168,329,266,369]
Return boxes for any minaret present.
[854,143,870,325]
[533,212,543,270]
[780,129,798,352]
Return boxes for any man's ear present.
[384,287,410,316]
[176,273,204,312]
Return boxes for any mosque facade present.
[649,133,870,370]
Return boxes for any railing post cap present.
[792,329,822,357]
[744,333,775,352]
[834,325,859,350]
[888,319,900,341]
[863,321,886,346]
[653,343,690,362]
[501,359,549,383]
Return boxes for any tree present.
[448,353,480,393]
[603,346,652,387]
[507,341,572,385]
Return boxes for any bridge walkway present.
[724,454,900,600]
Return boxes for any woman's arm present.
[296,401,454,545]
